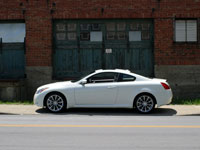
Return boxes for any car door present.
[74,72,119,105]
[115,73,137,106]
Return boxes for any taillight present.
[161,82,170,90]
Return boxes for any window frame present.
[86,72,119,84]
[118,73,136,82]
[174,19,198,43]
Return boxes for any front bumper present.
[33,92,46,107]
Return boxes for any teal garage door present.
[53,19,154,79]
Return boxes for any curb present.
[0,104,200,116]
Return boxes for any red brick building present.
[0,0,200,100]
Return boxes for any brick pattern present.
[0,0,200,66]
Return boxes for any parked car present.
[34,69,172,113]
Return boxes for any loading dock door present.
[53,20,154,79]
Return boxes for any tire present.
[45,93,66,113]
[135,94,155,114]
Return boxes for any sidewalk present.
[0,104,200,116]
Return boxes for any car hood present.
[37,81,73,90]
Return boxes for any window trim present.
[118,73,136,82]
[174,19,198,43]
[86,72,119,84]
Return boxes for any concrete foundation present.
[155,65,200,99]
[0,80,26,101]
[1,65,200,101]
[25,66,54,100]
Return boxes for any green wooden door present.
[0,40,25,79]
[53,19,154,79]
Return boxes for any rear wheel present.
[45,93,66,113]
[135,94,155,113]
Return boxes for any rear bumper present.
[156,89,173,107]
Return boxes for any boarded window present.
[187,20,197,42]
[90,31,102,42]
[0,23,25,43]
[175,20,197,42]
[129,31,141,41]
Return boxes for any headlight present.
[36,87,49,94]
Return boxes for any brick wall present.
[0,0,200,66]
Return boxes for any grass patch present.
[172,99,200,105]
[0,100,33,105]
[0,99,200,105]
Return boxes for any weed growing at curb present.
[0,99,200,105]
[0,100,33,105]
[172,99,200,105]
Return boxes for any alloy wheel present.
[135,95,155,113]
[46,94,65,112]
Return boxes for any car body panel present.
[74,82,119,105]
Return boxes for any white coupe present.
[34,69,172,113]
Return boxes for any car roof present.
[93,69,150,81]
[95,69,131,74]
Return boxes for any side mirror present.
[80,79,87,85]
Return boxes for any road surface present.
[0,112,200,150]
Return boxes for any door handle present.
[107,86,116,89]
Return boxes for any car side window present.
[118,73,136,82]
[87,72,119,83]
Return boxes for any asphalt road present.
[0,113,200,150]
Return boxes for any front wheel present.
[45,93,66,113]
[135,94,155,113]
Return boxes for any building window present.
[56,23,66,31]
[107,32,115,40]
[130,23,140,31]
[56,33,66,40]
[92,24,101,31]
[175,20,197,42]
[80,32,90,41]
[67,32,76,40]
[106,23,115,31]
[0,23,25,43]
[67,23,76,31]
[80,24,90,31]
